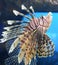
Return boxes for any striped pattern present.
[2,5,54,65]
[17,12,54,65]
[24,16,51,33]
[18,31,37,65]
[18,30,55,65]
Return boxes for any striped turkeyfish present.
[0,4,55,65]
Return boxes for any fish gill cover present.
[0,4,56,65]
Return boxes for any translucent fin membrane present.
[5,38,20,57]
[9,37,20,53]
[5,55,22,65]
[0,25,25,43]
[23,57,37,65]
[37,34,55,57]
[31,57,37,65]
[5,55,37,65]
[18,49,25,64]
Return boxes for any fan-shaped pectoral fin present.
[37,33,55,57]
[43,34,55,56]
[45,34,55,56]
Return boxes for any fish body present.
[0,5,55,65]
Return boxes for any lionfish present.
[0,5,55,65]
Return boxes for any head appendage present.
[21,4,34,18]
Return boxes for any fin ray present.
[9,37,20,53]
